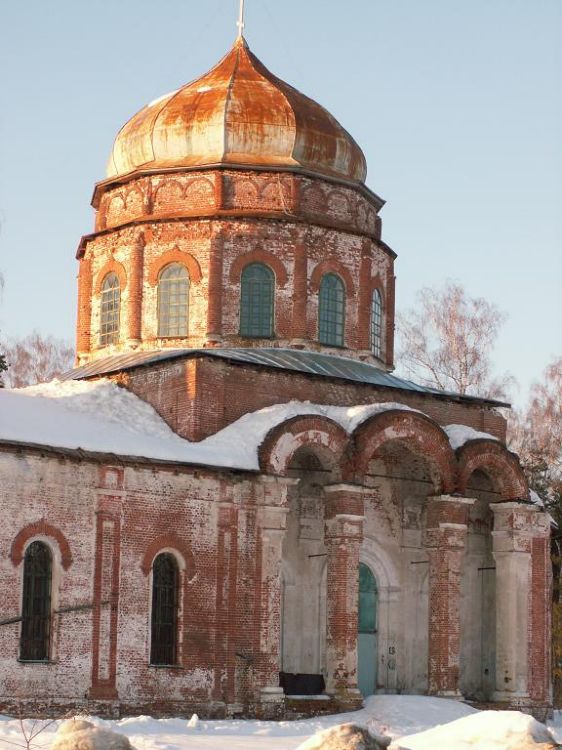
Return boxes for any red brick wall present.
[122,356,506,443]
[78,169,394,367]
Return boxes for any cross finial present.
[237,0,245,38]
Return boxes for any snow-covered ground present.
[1,696,560,750]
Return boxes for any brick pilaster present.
[254,478,292,712]
[491,502,544,703]
[127,234,145,343]
[291,243,308,342]
[323,484,365,705]
[88,471,123,700]
[426,495,474,696]
[385,262,395,368]
[76,256,92,359]
[206,231,224,344]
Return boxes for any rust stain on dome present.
[107,37,367,184]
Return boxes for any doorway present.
[358,562,378,696]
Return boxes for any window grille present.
[20,542,52,661]
[158,264,189,337]
[370,289,383,358]
[150,553,179,666]
[100,273,120,346]
[240,263,274,338]
[318,273,345,346]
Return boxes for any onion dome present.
[106,37,367,184]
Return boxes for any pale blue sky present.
[0,0,560,404]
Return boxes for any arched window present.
[370,289,383,358]
[240,263,274,338]
[20,541,52,662]
[100,272,120,346]
[158,263,189,337]
[150,553,179,666]
[318,273,345,346]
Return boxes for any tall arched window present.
[20,541,52,661]
[150,553,179,666]
[158,263,189,337]
[318,273,345,346]
[370,289,383,358]
[240,263,274,338]
[100,272,120,346]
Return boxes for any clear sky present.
[0,0,560,404]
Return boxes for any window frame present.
[239,262,275,339]
[157,263,190,338]
[318,273,346,347]
[150,552,180,667]
[370,288,383,358]
[99,272,121,347]
[19,541,53,662]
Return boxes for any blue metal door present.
[358,563,378,696]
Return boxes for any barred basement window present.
[240,263,274,338]
[150,553,179,666]
[370,288,383,358]
[318,273,345,346]
[20,541,52,662]
[158,263,189,337]
[100,273,120,346]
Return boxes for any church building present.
[0,36,552,719]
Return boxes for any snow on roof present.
[0,379,417,471]
[444,423,499,451]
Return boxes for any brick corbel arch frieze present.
[11,522,73,570]
[310,258,356,298]
[229,249,288,288]
[350,409,456,492]
[259,415,349,476]
[93,257,128,294]
[456,439,528,501]
[147,248,203,286]
[141,534,196,580]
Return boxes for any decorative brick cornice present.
[11,521,73,570]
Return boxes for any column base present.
[492,690,530,703]
[433,690,464,700]
[328,688,364,711]
[260,686,285,703]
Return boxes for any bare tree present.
[508,358,562,703]
[1,331,74,388]
[396,279,514,399]
[509,356,562,501]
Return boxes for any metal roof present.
[61,348,509,407]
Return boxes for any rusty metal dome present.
[106,37,367,184]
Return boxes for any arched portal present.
[358,562,378,696]
[280,445,339,695]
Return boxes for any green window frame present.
[100,272,120,346]
[158,263,189,337]
[240,263,274,338]
[370,288,383,358]
[318,273,345,346]
[358,562,377,634]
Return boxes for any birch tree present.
[396,280,514,400]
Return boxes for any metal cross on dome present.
[237,0,245,38]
